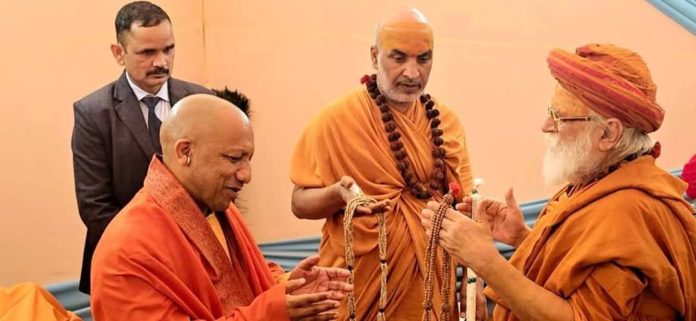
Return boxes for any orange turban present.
[547,44,665,133]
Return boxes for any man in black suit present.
[71,1,210,294]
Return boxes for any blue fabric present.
[648,0,696,35]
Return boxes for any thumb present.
[284,278,305,294]
[504,187,519,211]
[295,255,320,271]
[340,176,355,188]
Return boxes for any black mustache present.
[147,67,170,76]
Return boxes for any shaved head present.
[375,8,433,51]
[161,94,254,212]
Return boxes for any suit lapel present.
[113,72,156,157]
[168,78,189,106]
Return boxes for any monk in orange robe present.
[422,44,696,321]
[0,283,82,321]
[291,8,473,320]
[91,94,352,321]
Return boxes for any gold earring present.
[186,155,191,166]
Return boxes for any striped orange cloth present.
[547,44,664,133]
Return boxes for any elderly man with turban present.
[290,8,473,320]
[422,44,696,321]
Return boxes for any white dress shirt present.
[126,73,171,128]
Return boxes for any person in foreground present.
[422,44,696,321]
[290,8,473,320]
[91,94,352,321]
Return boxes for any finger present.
[287,291,332,308]
[455,202,472,217]
[476,279,486,320]
[355,206,372,216]
[294,310,340,321]
[421,208,434,220]
[443,208,467,224]
[285,278,306,294]
[288,299,340,318]
[504,187,519,211]
[294,255,320,272]
[326,280,353,292]
[368,200,391,213]
[426,200,440,211]
[324,267,351,279]
[339,176,355,188]
[421,217,432,230]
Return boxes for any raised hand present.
[456,188,529,247]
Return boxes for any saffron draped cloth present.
[0,283,82,321]
[486,156,696,321]
[291,87,473,320]
[91,157,289,321]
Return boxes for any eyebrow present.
[135,43,175,55]
[389,49,407,57]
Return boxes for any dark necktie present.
[142,96,163,154]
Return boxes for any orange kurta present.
[486,156,696,321]
[91,157,290,321]
[0,283,82,321]
[291,87,473,320]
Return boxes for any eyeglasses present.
[547,105,592,132]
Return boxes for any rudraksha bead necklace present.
[360,74,447,199]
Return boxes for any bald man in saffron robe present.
[422,44,696,321]
[91,94,353,321]
[291,9,473,320]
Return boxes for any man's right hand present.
[334,176,391,216]
[455,188,529,248]
[284,278,342,321]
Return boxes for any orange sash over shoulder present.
[91,157,290,321]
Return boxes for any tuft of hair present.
[212,87,251,117]
[115,1,171,46]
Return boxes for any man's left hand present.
[288,255,352,295]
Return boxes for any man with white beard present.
[421,44,696,321]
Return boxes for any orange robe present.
[0,283,82,321]
[486,156,696,321]
[91,157,290,321]
[291,87,473,320]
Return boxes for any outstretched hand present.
[456,188,529,247]
[288,255,352,296]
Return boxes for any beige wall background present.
[0,0,694,286]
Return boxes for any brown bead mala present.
[422,183,460,321]
[360,74,448,199]
[343,186,388,321]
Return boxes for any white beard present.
[542,127,604,188]
[376,63,422,104]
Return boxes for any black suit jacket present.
[71,72,211,294]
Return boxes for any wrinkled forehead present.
[378,22,433,55]
[550,84,591,116]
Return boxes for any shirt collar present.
[125,72,169,102]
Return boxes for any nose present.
[235,161,252,184]
[541,117,557,133]
[153,52,168,68]
[402,59,420,80]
